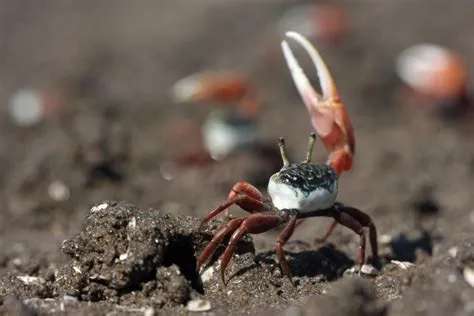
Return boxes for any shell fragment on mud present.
[186,299,212,312]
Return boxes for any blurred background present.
[0,0,473,276]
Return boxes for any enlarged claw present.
[281,31,355,176]
[171,71,260,119]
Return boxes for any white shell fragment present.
[8,88,45,127]
[48,180,70,202]
[16,275,45,285]
[90,203,109,213]
[463,267,474,288]
[200,266,215,283]
[391,260,415,270]
[186,299,212,312]
[345,264,379,276]
[378,234,393,245]
[360,264,379,276]
[448,247,458,258]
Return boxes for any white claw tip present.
[170,73,202,103]
[283,31,337,98]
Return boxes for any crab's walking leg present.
[281,31,355,176]
[331,203,378,267]
[196,218,245,271]
[275,215,298,285]
[219,213,284,285]
[200,182,268,226]
[314,219,338,244]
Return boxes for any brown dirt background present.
[0,0,474,315]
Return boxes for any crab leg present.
[199,182,268,227]
[219,212,284,285]
[281,31,355,176]
[196,218,245,271]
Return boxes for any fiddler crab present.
[196,31,379,285]
[170,71,262,163]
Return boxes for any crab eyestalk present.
[278,137,290,167]
[281,31,355,176]
[304,132,317,163]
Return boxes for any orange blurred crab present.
[196,31,379,285]
[168,71,262,165]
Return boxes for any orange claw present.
[281,31,354,176]
[171,71,261,119]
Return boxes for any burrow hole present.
[162,235,204,294]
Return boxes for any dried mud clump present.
[53,200,253,307]
[0,200,255,313]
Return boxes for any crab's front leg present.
[281,31,355,176]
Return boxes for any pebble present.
[48,180,70,202]
[448,247,458,258]
[186,299,212,312]
[62,295,78,302]
[391,260,415,270]
[16,275,45,285]
[91,203,109,213]
[200,266,215,283]
[8,88,44,127]
[361,264,379,276]
[463,267,474,288]
[345,264,379,276]
[378,234,393,245]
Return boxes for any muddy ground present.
[1,0,474,315]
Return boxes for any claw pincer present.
[281,31,354,176]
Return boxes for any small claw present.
[281,31,355,175]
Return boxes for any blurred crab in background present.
[170,72,261,162]
[163,70,284,186]
[278,2,348,45]
[197,31,379,285]
[395,43,473,120]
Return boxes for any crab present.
[169,72,262,163]
[196,31,379,285]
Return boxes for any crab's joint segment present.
[278,137,290,167]
[304,132,317,163]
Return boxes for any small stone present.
[143,307,155,316]
[16,275,45,285]
[360,264,379,276]
[378,234,393,245]
[62,295,78,301]
[200,266,215,283]
[448,247,458,258]
[8,88,44,127]
[91,203,109,213]
[48,180,70,202]
[345,264,379,276]
[186,299,212,312]
[463,267,474,288]
[391,260,415,270]
[128,217,137,230]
